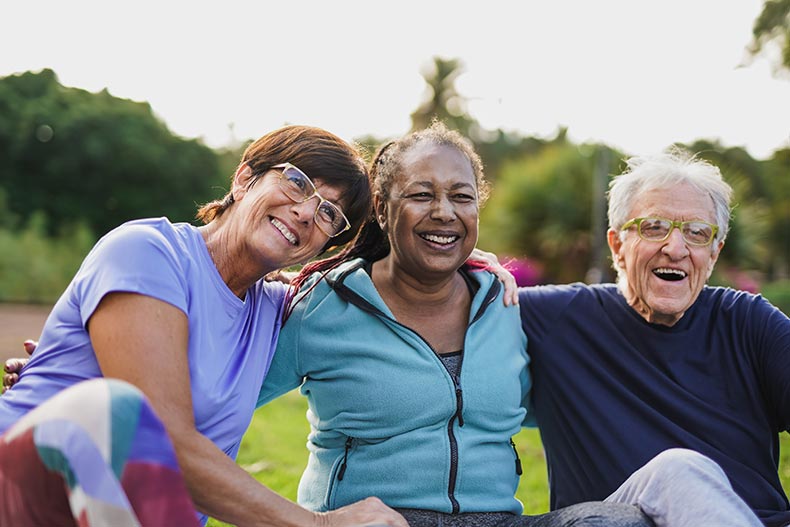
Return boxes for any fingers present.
[467,248,519,306]
[2,372,19,393]
[263,271,296,284]
[500,271,519,307]
[324,497,409,527]
[23,340,38,355]
[480,250,499,264]
[362,497,408,527]
[3,357,29,393]
[4,358,28,374]
[485,262,519,307]
[2,340,37,393]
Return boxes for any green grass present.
[209,390,790,526]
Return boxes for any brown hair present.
[196,125,371,252]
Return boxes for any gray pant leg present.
[517,502,654,527]
[605,448,762,527]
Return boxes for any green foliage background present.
[3,68,790,309]
[0,69,225,240]
[3,8,790,518]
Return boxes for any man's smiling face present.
[608,183,724,327]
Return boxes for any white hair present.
[607,148,733,278]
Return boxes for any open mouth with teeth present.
[271,217,298,246]
[653,267,687,282]
[419,233,460,246]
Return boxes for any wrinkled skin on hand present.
[317,496,409,527]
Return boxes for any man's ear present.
[707,240,725,278]
[607,228,624,269]
[713,239,724,258]
[231,164,255,201]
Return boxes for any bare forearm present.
[88,294,407,527]
[174,427,317,527]
[174,429,408,527]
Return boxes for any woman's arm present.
[88,292,407,527]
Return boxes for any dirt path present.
[0,304,51,362]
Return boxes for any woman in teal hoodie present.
[256,122,651,527]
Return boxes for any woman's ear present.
[231,164,255,201]
[374,195,387,229]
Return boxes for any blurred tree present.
[682,141,772,274]
[407,56,558,182]
[351,133,395,164]
[0,69,223,237]
[747,0,790,75]
[679,139,790,286]
[476,128,554,184]
[403,56,784,284]
[479,143,625,283]
[762,148,790,279]
[410,57,477,136]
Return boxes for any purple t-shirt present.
[0,218,286,462]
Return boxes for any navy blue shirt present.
[519,283,790,527]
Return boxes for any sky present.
[2,0,788,159]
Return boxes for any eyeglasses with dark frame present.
[621,217,719,247]
[273,163,351,238]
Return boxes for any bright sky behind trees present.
[2,0,787,158]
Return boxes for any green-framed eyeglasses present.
[621,217,719,247]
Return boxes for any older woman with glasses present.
[0,125,409,527]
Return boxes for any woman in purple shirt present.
[0,125,409,527]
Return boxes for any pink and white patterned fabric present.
[0,378,199,526]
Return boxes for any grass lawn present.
[209,390,790,526]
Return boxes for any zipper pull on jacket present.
[510,438,523,475]
[338,437,353,481]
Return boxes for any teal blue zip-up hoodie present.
[258,258,531,514]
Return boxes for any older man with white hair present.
[519,149,789,526]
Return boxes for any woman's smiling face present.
[232,166,340,271]
[608,182,724,326]
[380,142,479,281]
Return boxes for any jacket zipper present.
[325,436,355,509]
[446,373,464,513]
[338,436,353,481]
[331,266,501,514]
[510,438,523,475]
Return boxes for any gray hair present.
[607,148,733,279]
[608,148,732,240]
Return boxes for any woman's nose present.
[430,196,456,221]
[291,196,319,224]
